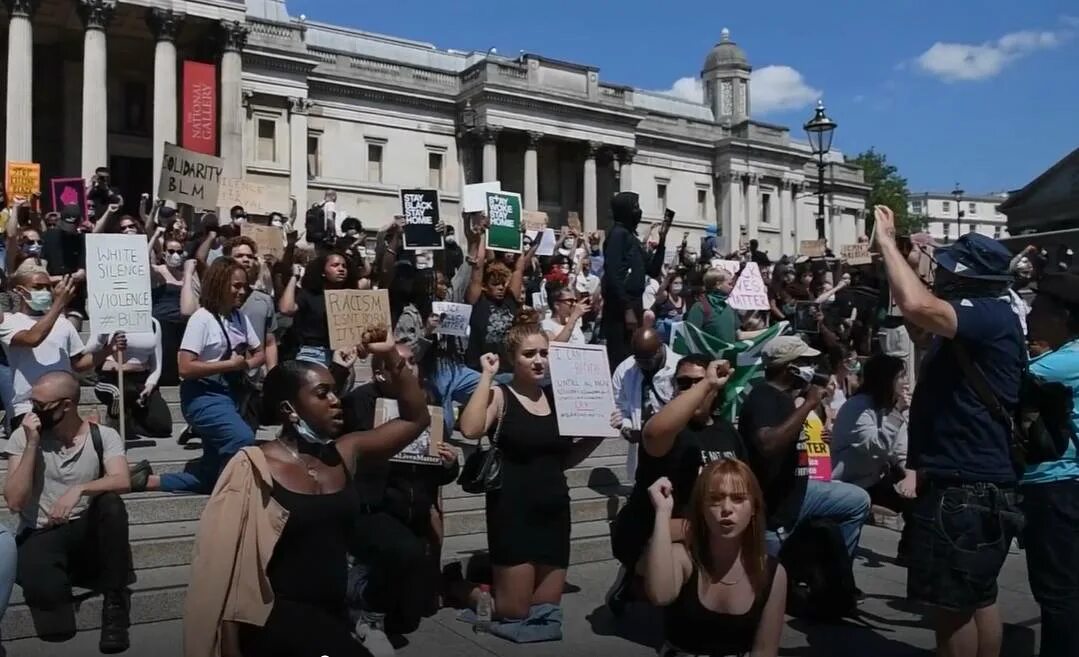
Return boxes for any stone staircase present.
[0,381,631,643]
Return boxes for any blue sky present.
[287,0,1079,195]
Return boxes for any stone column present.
[582,140,600,232]
[831,205,843,248]
[481,127,500,182]
[744,173,760,242]
[523,131,540,210]
[148,8,181,190]
[78,0,115,179]
[717,173,733,253]
[4,0,38,163]
[219,20,248,178]
[289,97,311,226]
[779,179,793,256]
[618,147,636,192]
[730,173,745,249]
[855,209,866,239]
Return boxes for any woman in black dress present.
[456,309,603,621]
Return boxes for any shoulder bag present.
[457,387,508,494]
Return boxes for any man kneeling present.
[3,371,134,653]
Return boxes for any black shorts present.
[906,480,1023,611]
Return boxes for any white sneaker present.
[354,613,395,657]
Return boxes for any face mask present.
[789,365,817,385]
[25,289,52,312]
[286,403,331,445]
[35,402,65,431]
[165,253,184,268]
[446,235,456,244]
[671,284,683,295]
[21,242,41,256]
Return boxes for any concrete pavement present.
[3,526,1042,657]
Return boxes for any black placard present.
[400,188,444,250]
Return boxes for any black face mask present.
[33,401,66,431]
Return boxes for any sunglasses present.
[23,239,42,245]
[166,249,183,255]
[675,376,705,391]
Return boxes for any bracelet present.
[387,248,398,256]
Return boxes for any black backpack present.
[779,519,857,622]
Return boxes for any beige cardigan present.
[183,446,289,657]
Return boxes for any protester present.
[464,229,537,373]
[874,205,1024,657]
[684,268,737,344]
[542,279,589,345]
[150,237,189,386]
[279,251,357,366]
[643,461,786,657]
[4,372,136,653]
[1019,272,1079,657]
[91,316,172,440]
[183,333,430,657]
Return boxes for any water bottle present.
[475,584,493,633]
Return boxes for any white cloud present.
[657,65,820,115]
[915,29,1065,82]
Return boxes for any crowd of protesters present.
[0,171,1072,657]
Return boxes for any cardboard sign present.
[50,177,88,222]
[324,289,392,350]
[525,228,557,257]
[376,399,445,466]
[547,343,619,438]
[840,243,872,266]
[567,211,582,233]
[241,223,285,260]
[432,301,472,338]
[712,259,741,277]
[522,210,548,232]
[800,239,827,258]
[400,188,444,250]
[218,178,288,217]
[5,162,40,206]
[463,181,501,213]
[485,191,523,253]
[728,262,770,311]
[531,290,547,311]
[158,143,224,208]
[85,234,153,336]
[804,412,831,481]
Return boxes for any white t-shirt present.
[542,317,586,345]
[180,308,261,368]
[0,313,86,416]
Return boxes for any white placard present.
[432,301,472,337]
[462,181,502,213]
[525,228,557,257]
[728,262,770,311]
[548,343,619,438]
[86,234,153,336]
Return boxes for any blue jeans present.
[0,363,14,435]
[765,479,871,559]
[428,359,480,435]
[160,380,255,494]
[0,525,15,620]
[296,345,332,367]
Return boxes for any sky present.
[286,0,1079,195]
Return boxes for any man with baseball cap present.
[739,334,871,560]
[874,205,1024,657]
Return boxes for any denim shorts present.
[906,480,1024,611]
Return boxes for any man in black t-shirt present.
[738,335,870,560]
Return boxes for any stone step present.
[77,386,181,405]
[440,455,628,500]
[441,519,614,567]
[443,486,626,538]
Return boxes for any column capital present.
[3,0,39,19]
[219,19,249,53]
[525,130,543,148]
[585,140,603,158]
[78,0,115,31]
[146,7,183,42]
[617,146,636,164]
[779,178,793,190]
[831,205,844,216]
[481,126,501,143]
[743,172,759,185]
[289,97,313,115]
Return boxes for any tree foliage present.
[848,148,927,236]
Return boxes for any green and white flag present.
[670,320,789,422]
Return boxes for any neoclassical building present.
[1,0,869,255]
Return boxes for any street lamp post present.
[952,183,964,238]
[804,100,837,242]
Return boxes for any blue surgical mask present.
[21,242,41,257]
[286,404,331,445]
[26,290,52,312]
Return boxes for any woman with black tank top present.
[183,330,431,657]
[645,460,787,657]
[453,309,604,624]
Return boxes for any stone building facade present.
[1,0,869,255]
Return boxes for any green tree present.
[847,148,928,236]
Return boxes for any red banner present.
[181,61,217,155]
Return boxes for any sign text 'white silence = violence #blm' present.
[86,234,153,336]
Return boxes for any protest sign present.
[548,343,619,438]
[432,301,472,337]
[463,181,501,213]
[711,259,741,277]
[531,289,547,312]
[241,223,285,260]
[158,143,224,207]
[800,239,827,258]
[728,262,770,311]
[325,289,392,351]
[50,177,88,222]
[376,399,445,466]
[85,234,153,336]
[840,243,872,266]
[485,191,522,253]
[522,210,548,232]
[525,228,557,257]
[5,162,40,206]
[400,188,443,250]
[567,211,582,233]
[805,412,831,481]
[217,178,288,216]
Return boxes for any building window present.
[428,152,444,189]
[367,143,383,182]
[761,192,772,224]
[697,189,707,220]
[657,183,668,213]
[942,200,951,213]
[968,202,977,215]
[943,223,951,238]
[994,226,1002,239]
[969,223,977,233]
[306,134,321,179]
[257,119,277,162]
[911,200,922,213]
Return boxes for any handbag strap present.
[490,385,508,447]
[952,340,1017,437]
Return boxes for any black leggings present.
[94,369,173,439]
